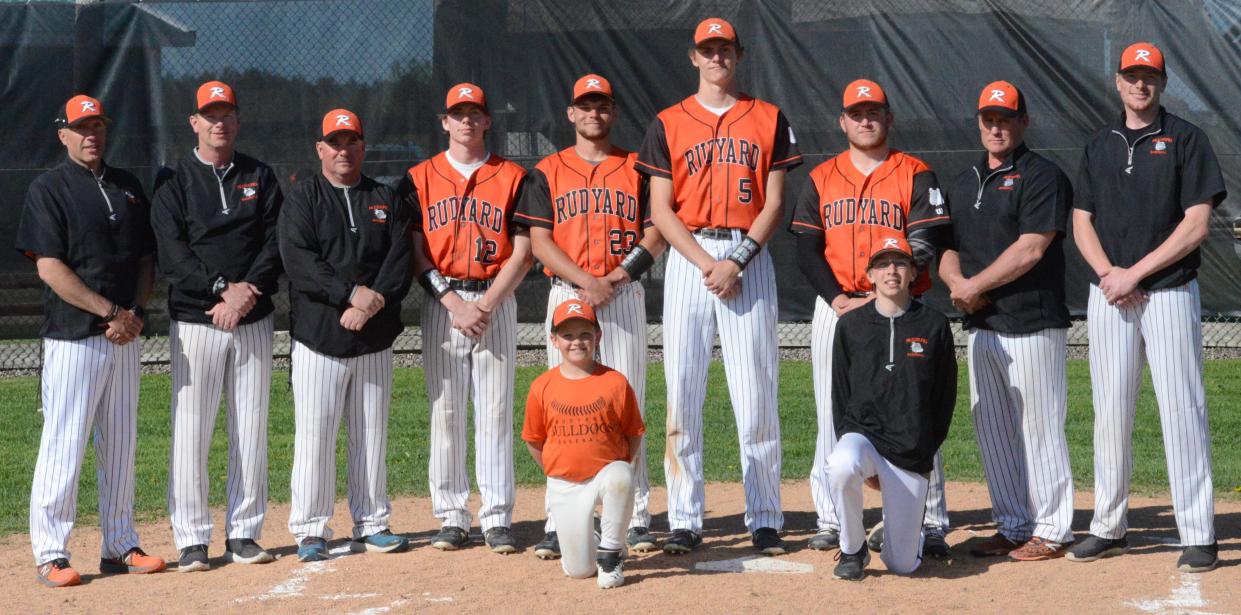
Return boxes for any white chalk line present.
[1126,573,1222,615]
[693,555,815,574]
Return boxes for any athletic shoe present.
[627,527,660,553]
[596,548,624,589]
[100,547,166,574]
[662,529,702,555]
[832,544,870,581]
[1177,543,1218,573]
[484,527,517,554]
[752,527,787,555]
[178,544,210,572]
[1066,534,1129,563]
[1009,536,1070,561]
[866,522,884,553]
[225,538,275,564]
[297,537,329,562]
[969,533,1023,558]
[351,530,410,554]
[534,532,561,559]
[36,558,81,588]
[807,528,841,551]
[431,526,470,551]
[923,530,950,559]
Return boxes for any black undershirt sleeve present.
[796,232,843,303]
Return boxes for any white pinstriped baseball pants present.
[30,335,141,565]
[809,297,950,533]
[423,292,516,532]
[1086,281,1214,546]
[168,316,274,550]
[288,343,394,542]
[969,327,1074,544]
[543,279,650,531]
[663,232,782,534]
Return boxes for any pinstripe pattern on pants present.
[423,292,517,532]
[968,327,1074,543]
[287,342,394,542]
[1086,280,1214,546]
[811,297,950,533]
[663,231,782,534]
[168,315,274,549]
[542,279,650,531]
[30,335,141,564]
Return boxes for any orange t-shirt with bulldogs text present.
[636,95,801,231]
[513,146,650,277]
[400,153,526,280]
[522,364,645,483]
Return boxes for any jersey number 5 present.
[608,229,638,256]
[474,237,498,264]
[738,178,753,205]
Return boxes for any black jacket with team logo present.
[1075,106,1226,290]
[946,143,1072,333]
[150,150,283,324]
[831,300,956,474]
[15,160,155,340]
[279,173,411,358]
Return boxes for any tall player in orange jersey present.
[401,83,532,555]
[636,18,802,556]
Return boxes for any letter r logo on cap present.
[989,89,1006,102]
[708,23,722,34]
[335,114,352,127]
[457,87,474,100]
[210,86,225,98]
[857,86,872,98]
[586,79,601,90]
[567,303,583,314]
[883,238,899,249]
[80,101,96,112]
[1134,49,1151,62]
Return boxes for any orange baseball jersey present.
[400,153,526,280]
[513,146,650,277]
[522,364,646,483]
[789,150,949,295]
[636,95,801,231]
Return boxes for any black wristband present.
[102,303,120,323]
[726,236,761,270]
[422,270,452,298]
[620,245,655,280]
[131,305,146,321]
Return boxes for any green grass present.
[1,360,1239,536]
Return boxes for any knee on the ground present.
[881,548,921,575]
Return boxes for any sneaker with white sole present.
[351,530,409,554]
[178,544,210,572]
[226,538,274,564]
[596,548,624,589]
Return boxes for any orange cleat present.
[37,558,82,588]
[100,547,166,574]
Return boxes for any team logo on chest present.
[819,197,907,230]
[683,137,761,176]
[906,337,927,358]
[426,194,505,233]
[237,182,259,202]
[369,203,389,223]
[554,186,639,224]
[1150,136,1172,155]
[997,174,1020,192]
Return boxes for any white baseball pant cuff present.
[548,461,635,579]
[828,432,927,575]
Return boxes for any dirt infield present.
[3,481,1237,614]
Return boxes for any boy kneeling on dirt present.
[827,237,957,581]
[523,299,645,589]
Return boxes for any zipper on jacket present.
[886,314,896,371]
[1111,126,1161,174]
[972,161,1013,209]
[93,167,116,221]
[343,186,358,233]
[213,162,234,215]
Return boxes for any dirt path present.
[2,481,1237,614]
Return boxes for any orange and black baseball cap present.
[445,82,488,113]
[842,79,888,111]
[57,94,109,127]
[572,74,614,103]
[1118,42,1165,74]
[195,80,237,113]
[867,236,914,269]
[694,18,737,45]
[551,299,599,331]
[321,108,363,140]
[977,80,1026,117]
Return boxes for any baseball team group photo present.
[2,2,1240,613]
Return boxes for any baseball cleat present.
[596,548,624,589]
[866,522,884,553]
[36,558,81,588]
[431,526,470,551]
[1177,543,1218,573]
[297,537,329,562]
[225,538,275,564]
[832,544,870,581]
[969,533,1023,558]
[807,528,841,551]
[626,527,659,553]
[534,532,561,559]
[484,527,517,554]
[922,530,950,559]
[662,529,702,555]
[178,544,210,572]
[351,530,410,554]
[1008,536,1070,561]
[1066,534,1129,563]
[100,547,166,574]
[752,527,787,556]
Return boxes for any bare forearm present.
[36,257,113,317]
[627,436,641,462]
[650,178,712,270]
[1072,210,1112,276]
[133,255,155,307]
[968,233,1052,293]
[1129,204,1210,280]
[531,228,594,288]
[479,234,533,310]
[636,224,667,259]
[525,442,545,471]
[938,249,965,286]
[745,170,787,246]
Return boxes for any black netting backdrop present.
[3,0,1241,365]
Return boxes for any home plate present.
[693,556,814,574]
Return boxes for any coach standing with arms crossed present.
[152,81,283,571]
[18,95,165,587]
[1069,42,1223,572]
[939,81,1075,561]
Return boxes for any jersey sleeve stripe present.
[513,211,553,224]
[634,159,672,178]
[772,154,804,169]
[789,220,825,234]
[906,215,951,228]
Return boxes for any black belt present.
[845,291,872,298]
[551,276,580,289]
[694,227,742,240]
[447,277,492,292]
